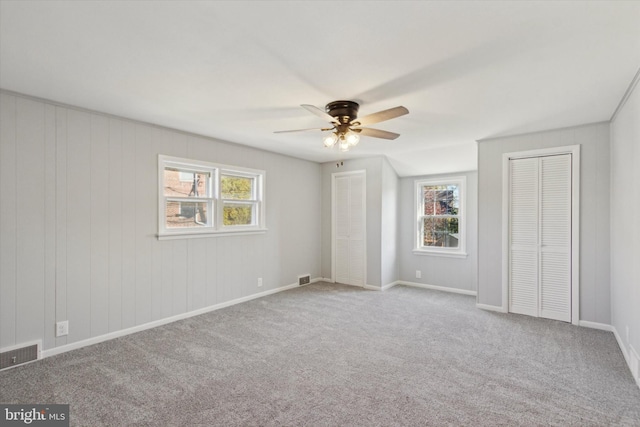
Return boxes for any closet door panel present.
[333,172,366,287]
[540,251,571,321]
[334,176,350,285]
[509,158,539,315]
[539,155,571,322]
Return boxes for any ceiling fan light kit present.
[276,100,408,152]
[323,132,338,147]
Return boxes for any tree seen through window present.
[221,175,254,226]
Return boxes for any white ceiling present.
[1,1,639,176]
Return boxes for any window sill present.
[157,228,268,240]
[412,249,468,259]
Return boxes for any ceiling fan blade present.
[352,106,409,126]
[356,127,400,140]
[274,127,332,134]
[301,104,340,124]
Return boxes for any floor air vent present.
[298,275,311,286]
[1,343,39,370]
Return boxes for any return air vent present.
[298,274,311,286]
[0,342,40,370]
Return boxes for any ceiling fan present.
[275,101,409,152]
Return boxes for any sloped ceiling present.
[1,1,639,176]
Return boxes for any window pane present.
[440,191,453,215]
[446,185,459,214]
[423,184,459,215]
[166,201,209,228]
[423,217,459,248]
[223,203,253,226]
[423,188,436,215]
[179,171,193,182]
[221,175,253,200]
[164,168,210,197]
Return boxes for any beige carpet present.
[1,282,639,426]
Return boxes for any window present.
[414,176,466,257]
[158,155,265,239]
[221,173,257,227]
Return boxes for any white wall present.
[398,171,478,293]
[610,78,640,378]
[0,91,322,352]
[477,122,611,324]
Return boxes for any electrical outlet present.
[56,321,68,337]
[416,270,421,279]
[257,277,263,287]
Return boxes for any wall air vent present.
[0,342,40,370]
[298,274,311,286]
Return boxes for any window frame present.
[158,155,266,240]
[413,176,467,258]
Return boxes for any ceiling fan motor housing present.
[326,100,360,124]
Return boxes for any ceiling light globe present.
[345,131,360,146]
[323,133,338,147]
[339,140,350,152]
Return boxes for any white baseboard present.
[399,281,477,296]
[42,280,305,359]
[578,321,613,332]
[337,282,365,289]
[312,277,332,284]
[476,303,508,313]
[629,345,640,387]
[381,281,400,291]
[612,326,630,363]
[610,326,640,391]
[363,281,399,291]
[321,278,398,292]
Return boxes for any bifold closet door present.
[334,172,365,287]
[509,154,571,322]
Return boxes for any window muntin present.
[159,156,265,238]
[415,177,466,257]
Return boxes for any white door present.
[509,154,572,322]
[333,171,366,287]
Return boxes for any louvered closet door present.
[539,155,571,321]
[509,154,572,322]
[334,172,365,287]
[509,158,540,317]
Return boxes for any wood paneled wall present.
[0,92,322,351]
